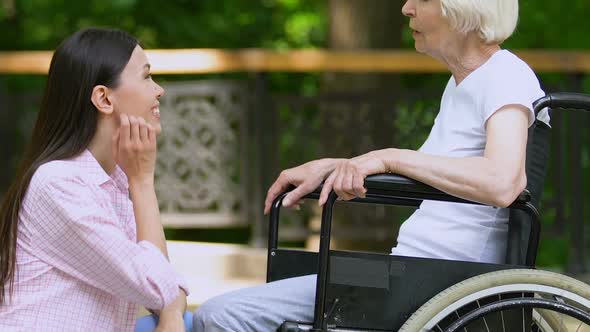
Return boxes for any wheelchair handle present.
[534,92,590,115]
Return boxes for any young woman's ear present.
[90,85,114,115]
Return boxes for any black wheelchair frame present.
[266,93,590,332]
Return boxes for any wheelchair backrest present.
[506,92,590,266]
[505,116,551,266]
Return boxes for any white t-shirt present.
[391,50,547,264]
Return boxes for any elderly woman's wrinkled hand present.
[319,149,393,205]
[264,158,344,214]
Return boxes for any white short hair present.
[440,0,519,44]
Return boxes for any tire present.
[398,269,590,332]
[533,307,570,331]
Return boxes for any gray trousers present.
[192,274,316,332]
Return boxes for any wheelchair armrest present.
[306,173,531,207]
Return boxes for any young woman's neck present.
[88,116,117,175]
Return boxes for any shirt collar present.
[71,150,129,191]
[111,165,130,191]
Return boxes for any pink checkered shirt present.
[0,150,189,331]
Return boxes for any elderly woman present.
[192,0,549,330]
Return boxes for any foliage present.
[0,0,326,50]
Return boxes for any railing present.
[0,49,588,273]
[1,49,590,74]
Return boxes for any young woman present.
[0,28,191,331]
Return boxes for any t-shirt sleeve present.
[480,62,544,127]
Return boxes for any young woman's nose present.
[155,83,165,98]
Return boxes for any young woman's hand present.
[113,114,158,186]
[154,290,187,332]
[154,315,184,332]
[264,158,344,214]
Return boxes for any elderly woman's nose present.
[402,0,415,17]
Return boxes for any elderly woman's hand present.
[264,158,345,214]
[319,149,394,205]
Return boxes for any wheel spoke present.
[523,307,526,332]
[500,304,506,332]
[476,300,491,332]
[499,294,506,332]
[522,293,526,332]
[455,311,468,332]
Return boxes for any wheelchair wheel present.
[399,269,590,332]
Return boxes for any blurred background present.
[1,0,589,308]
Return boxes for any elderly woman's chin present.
[413,42,427,55]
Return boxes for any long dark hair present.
[0,28,138,304]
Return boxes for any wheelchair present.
[266,93,590,332]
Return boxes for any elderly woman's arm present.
[319,105,531,208]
